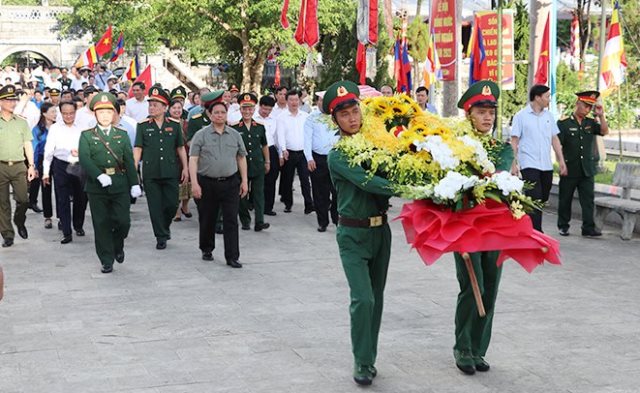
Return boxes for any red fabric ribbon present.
[281,0,290,29]
[294,0,319,47]
[397,199,562,273]
[356,42,367,84]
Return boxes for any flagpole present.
[550,0,558,117]
[618,87,622,159]
[596,1,607,90]
[496,0,503,140]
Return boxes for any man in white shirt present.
[271,86,288,119]
[276,90,313,214]
[103,75,121,92]
[114,99,137,147]
[75,86,99,130]
[253,95,279,216]
[42,101,87,244]
[125,81,149,122]
[69,67,87,92]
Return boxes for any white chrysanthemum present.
[414,135,460,170]
[491,171,524,196]
[459,135,495,173]
[433,171,479,200]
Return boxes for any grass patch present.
[553,158,639,185]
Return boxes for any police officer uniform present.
[232,93,270,232]
[78,92,140,273]
[453,80,514,375]
[0,85,36,247]
[325,81,395,386]
[134,87,187,249]
[557,91,606,237]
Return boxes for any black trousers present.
[280,150,313,210]
[52,158,87,236]
[29,155,53,218]
[521,168,553,232]
[197,174,240,261]
[310,152,338,227]
[264,145,280,213]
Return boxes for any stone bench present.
[595,163,640,240]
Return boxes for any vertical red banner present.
[474,10,515,90]
[430,0,457,81]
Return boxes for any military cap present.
[202,90,226,110]
[148,85,171,105]
[84,85,99,95]
[171,86,187,100]
[457,80,500,112]
[0,85,19,100]
[322,80,360,115]
[49,88,61,97]
[90,92,117,111]
[228,84,239,93]
[237,93,258,107]
[576,90,599,105]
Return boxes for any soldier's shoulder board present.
[138,118,152,124]
[167,117,181,123]
[191,113,203,120]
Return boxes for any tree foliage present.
[57,0,355,92]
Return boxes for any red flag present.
[294,0,319,47]
[110,32,125,62]
[534,13,550,85]
[127,64,152,98]
[95,25,113,57]
[281,0,290,29]
[368,0,378,44]
[274,63,281,87]
[356,42,367,84]
[468,17,489,84]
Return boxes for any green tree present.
[501,0,529,121]
[57,0,354,92]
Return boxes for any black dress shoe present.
[75,229,85,237]
[475,357,490,372]
[304,207,315,215]
[115,251,125,263]
[44,218,52,229]
[17,226,28,239]
[30,204,43,213]
[156,240,167,250]
[60,235,73,244]
[57,221,63,231]
[456,363,476,375]
[559,228,569,236]
[582,229,602,237]
[226,260,243,268]
[254,223,270,232]
[101,265,113,274]
[317,226,327,232]
[284,206,292,213]
[241,224,251,230]
[202,252,214,261]
[2,238,13,248]
[264,211,277,216]
[181,208,193,218]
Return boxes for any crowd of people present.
[0,60,610,385]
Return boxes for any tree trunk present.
[416,0,423,17]
[383,0,394,39]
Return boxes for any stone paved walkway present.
[1,196,638,393]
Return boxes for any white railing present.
[0,5,72,21]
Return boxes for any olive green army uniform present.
[556,115,602,233]
[79,126,138,269]
[233,119,267,228]
[453,143,514,368]
[0,114,31,243]
[328,148,394,373]
[187,112,211,142]
[135,117,184,242]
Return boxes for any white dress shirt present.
[43,121,83,176]
[125,97,149,122]
[276,110,308,157]
[75,107,97,131]
[271,104,288,119]
[253,111,277,148]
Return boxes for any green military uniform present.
[233,93,269,231]
[170,86,189,120]
[0,85,33,247]
[135,87,185,247]
[557,91,604,235]
[325,81,395,386]
[453,80,512,374]
[187,112,211,142]
[78,93,138,272]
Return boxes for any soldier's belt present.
[338,214,387,228]
[103,167,125,175]
[0,160,23,166]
